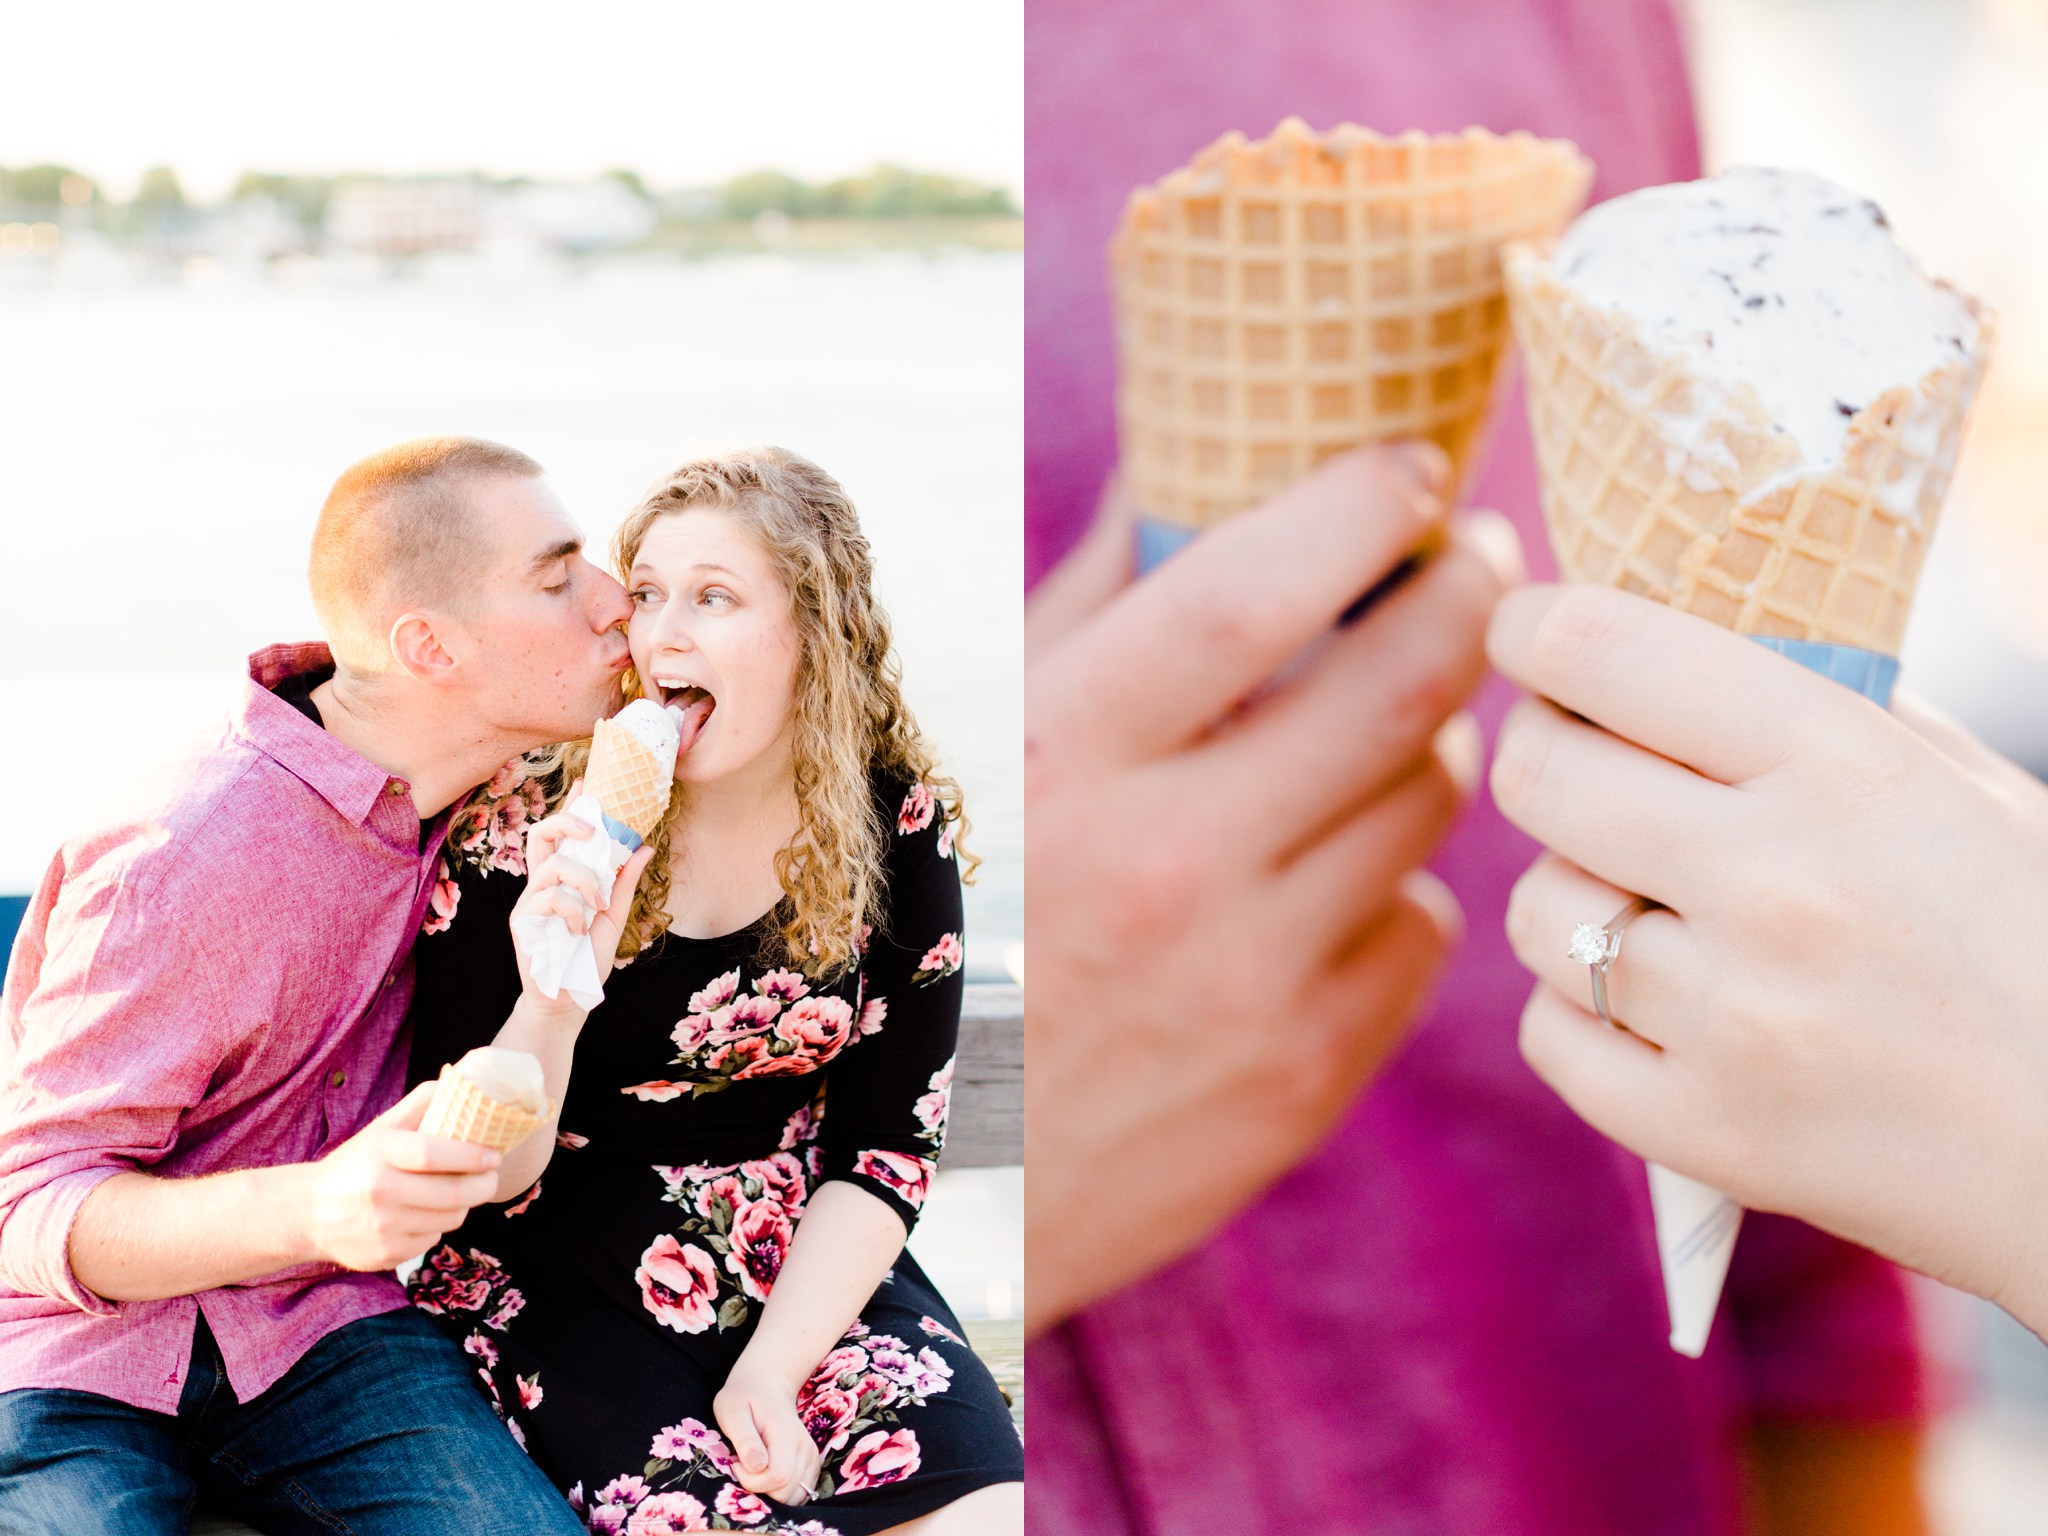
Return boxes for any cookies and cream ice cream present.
[1507,166,1991,657]
[1550,166,1980,511]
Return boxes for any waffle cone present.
[1111,118,1592,529]
[1506,240,1993,653]
[420,1064,549,1153]
[587,717,674,842]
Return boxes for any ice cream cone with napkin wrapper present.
[1505,166,1994,1356]
[509,697,681,1010]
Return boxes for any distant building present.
[327,181,485,255]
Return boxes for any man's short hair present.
[309,436,543,673]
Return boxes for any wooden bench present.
[0,900,1021,1531]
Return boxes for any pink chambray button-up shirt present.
[0,642,452,1412]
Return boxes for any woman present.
[402,448,1024,1536]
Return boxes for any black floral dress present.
[402,765,1022,1536]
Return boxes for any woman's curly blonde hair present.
[530,446,972,976]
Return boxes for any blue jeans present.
[0,1307,582,1536]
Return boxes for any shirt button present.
[329,1071,346,1088]
[387,783,405,797]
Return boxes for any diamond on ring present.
[1566,922,1612,967]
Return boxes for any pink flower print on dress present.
[856,996,888,1037]
[779,1097,823,1150]
[797,1383,860,1452]
[634,1235,719,1334]
[732,1051,815,1081]
[687,968,741,1016]
[488,791,532,875]
[598,1474,650,1506]
[650,1417,734,1471]
[913,933,963,986]
[937,821,956,859]
[670,1012,714,1053]
[855,1150,935,1210]
[704,995,781,1048]
[775,996,855,1061]
[421,866,460,936]
[462,1330,499,1369]
[713,1484,771,1526]
[914,1056,954,1145]
[691,1173,748,1224]
[517,1373,543,1411]
[622,1081,686,1103]
[741,1151,808,1215]
[837,1428,922,1491]
[753,967,810,1003]
[408,1245,517,1323]
[725,1198,793,1301]
[897,783,936,835]
[504,1180,542,1217]
[919,1315,967,1346]
[556,1130,589,1150]
[623,1490,708,1534]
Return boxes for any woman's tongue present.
[670,689,715,754]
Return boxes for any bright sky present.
[1,0,1022,199]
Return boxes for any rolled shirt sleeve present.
[0,853,238,1314]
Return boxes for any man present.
[0,438,629,1534]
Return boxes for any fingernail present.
[1401,868,1465,946]
[1460,508,1526,587]
[1433,711,1484,796]
[1392,441,1451,500]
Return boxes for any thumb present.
[1025,471,1137,660]
[717,1395,770,1476]
[608,845,656,926]
[375,1080,438,1132]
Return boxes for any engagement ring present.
[1567,896,1657,1031]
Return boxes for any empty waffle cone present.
[587,717,674,843]
[1506,239,1993,653]
[1111,118,1593,529]
[420,1063,549,1153]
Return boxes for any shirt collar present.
[234,643,401,829]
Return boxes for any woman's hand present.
[509,779,654,1018]
[714,1357,822,1507]
[1487,583,2048,1332]
[1023,445,1520,1334]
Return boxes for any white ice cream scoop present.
[451,1046,547,1114]
[1553,166,1979,474]
[607,695,681,764]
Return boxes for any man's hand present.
[1024,445,1521,1334]
[300,1082,504,1272]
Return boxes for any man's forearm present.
[68,1163,318,1303]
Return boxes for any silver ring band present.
[1567,896,1657,1030]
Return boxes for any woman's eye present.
[631,588,659,605]
[700,588,735,608]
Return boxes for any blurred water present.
[0,250,1022,963]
